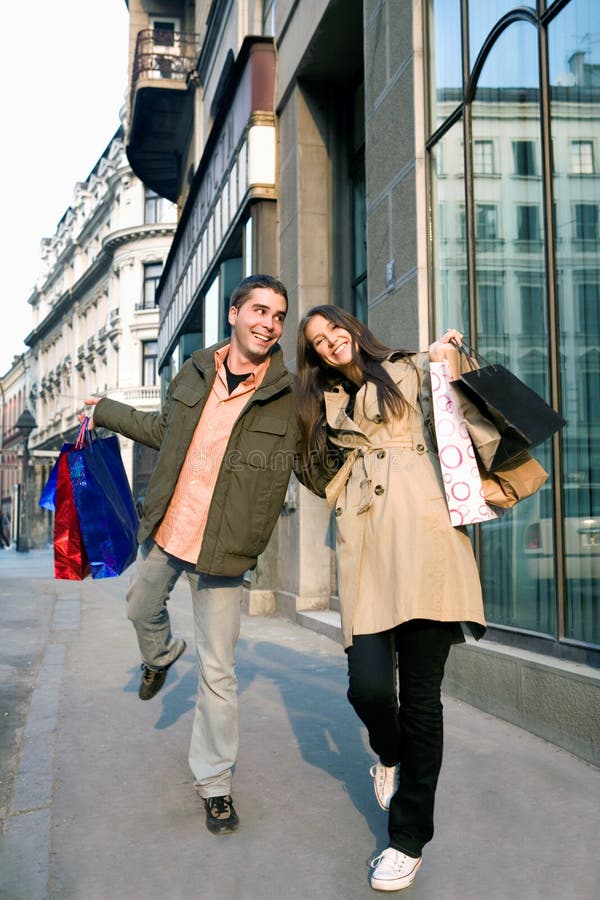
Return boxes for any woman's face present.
[304,314,357,377]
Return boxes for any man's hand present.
[77,397,100,429]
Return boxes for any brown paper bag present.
[479,452,548,508]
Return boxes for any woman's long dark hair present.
[295,305,414,488]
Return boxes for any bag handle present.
[74,417,97,450]
[450,338,497,371]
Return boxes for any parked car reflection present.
[524,484,600,581]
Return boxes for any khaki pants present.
[127,539,243,798]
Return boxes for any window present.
[142,262,163,308]
[152,20,175,46]
[478,281,504,334]
[428,0,600,652]
[476,204,498,240]
[145,189,163,224]
[512,140,537,176]
[517,205,540,241]
[262,0,275,36]
[577,349,600,423]
[577,281,600,339]
[520,284,544,336]
[570,140,594,174]
[574,204,598,241]
[142,341,158,386]
[351,154,367,321]
[474,140,494,175]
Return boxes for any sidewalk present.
[0,548,598,899]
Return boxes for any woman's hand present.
[77,397,100,429]
[428,329,463,362]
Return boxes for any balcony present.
[127,29,200,202]
[123,386,161,405]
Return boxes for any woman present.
[295,306,485,892]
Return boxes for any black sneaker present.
[204,795,239,835]
[138,638,187,700]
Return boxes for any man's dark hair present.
[230,274,288,312]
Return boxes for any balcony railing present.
[130,29,199,108]
[123,386,161,404]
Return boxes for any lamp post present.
[15,408,37,553]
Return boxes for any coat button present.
[373,414,383,424]
[374,485,384,495]
[416,443,425,452]
[335,507,343,517]
[376,450,386,459]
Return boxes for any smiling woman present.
[293,304,485,891]
[304,314,357,381]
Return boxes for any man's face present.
[228,287,287,365]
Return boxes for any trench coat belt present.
[325,441,416,514]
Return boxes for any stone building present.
[24,125,177,546]
[0,354,30,548]
[122,0,599,763]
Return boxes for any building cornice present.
[26,221,177,348]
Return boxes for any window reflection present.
[428,0,600,647]
[471,20,555,635]
[428,0,462,132]
[548,0,600,644]
[430,121,469,337]
[468,1,536,71]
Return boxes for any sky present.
[0,1,129,375]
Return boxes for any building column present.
[276,83,334,618]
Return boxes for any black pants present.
[346,619,460,857]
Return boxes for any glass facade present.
[427,0,600,651]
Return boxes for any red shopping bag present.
[53,451,90,580]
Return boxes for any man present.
[83,274,297,834]
[0,510,10,548]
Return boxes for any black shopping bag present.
[451,350,566,471]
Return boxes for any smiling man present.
[82,275,297,835]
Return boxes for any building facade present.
[123,0,599,763]
[0,354,30,548]
[24,126,177,546]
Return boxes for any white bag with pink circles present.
[429,360,499,526]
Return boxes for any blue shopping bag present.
[67,421,139,579]
[39,443,73,511]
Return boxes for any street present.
[0,549,598,900]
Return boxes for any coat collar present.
[324,355,416,431]
[190,341,292,399]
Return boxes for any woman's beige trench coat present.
[323,352,486,650]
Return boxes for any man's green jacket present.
[93,342,298,576]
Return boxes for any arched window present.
[426,0,600,648]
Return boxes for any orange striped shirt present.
[154,345,270,564]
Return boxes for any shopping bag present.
[53,451,91,580]
[479,451,549,508]
[430,361,499,526]
[452,392,503,473]
[451,345,566,471]
[67,422,138,579]
[39,443,74,511]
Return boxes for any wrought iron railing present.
[131,29,199,107]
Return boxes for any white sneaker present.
[370,847,422,892]
[370,762,400,810]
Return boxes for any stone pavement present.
[0,548,598,900]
